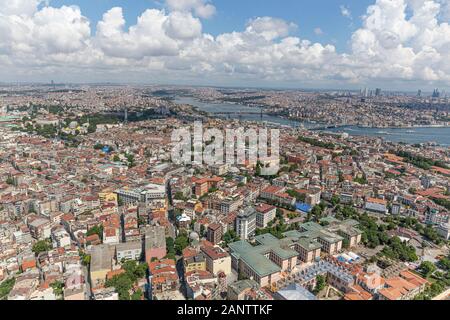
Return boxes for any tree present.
[174,192,187,201]
[419,261,437,278]
[174,233,189,255]
[0,278,15,299]
[382,237,418,262]
[354,176,368,185]
[50,281,64,299]
[131,288,143,300]
[314,275,326,294]
[86,225,104,241]
[82,254,91,266]
[105,261,148,300]
[113,155,121,162]
[106,274,133,300]
[88,124,97,133]
[6,177,14,185]
[331,195,340,206]
[223,230,240,245]
[126,153,135,168]
[32,240,51,255]
[438,257,450,271]
[200,225,206,237]
[165,237,176,260]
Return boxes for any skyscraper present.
[432,88,440,98]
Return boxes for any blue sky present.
[50,0,372,52]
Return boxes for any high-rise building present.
[375,88,382,96]
[432,88,440,98]
[236,207,256,240]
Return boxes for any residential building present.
[436,223,450,240]
[184,253,207,273]
[378,270,429,300]
[365,198,388,214]
[115,241,142,261]
[201,246,232,276]
[90,244,114,288]
[116,184,166,206]
[207,223,222,245]
[149,259,179,297]
[144,226,167,264]
[255,203,277,228]
[236,207,257,240]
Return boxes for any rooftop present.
[229,234,298,278]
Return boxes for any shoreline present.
[175,97,450,130]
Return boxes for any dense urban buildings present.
[0,83,449,302]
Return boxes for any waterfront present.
[174,96,450,147]
[173,96,306,127]
[324,126,450,147]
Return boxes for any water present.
[324,126,450,147]
[174,96,450,147]
[174,96,311,128]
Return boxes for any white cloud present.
[0,0,449,88]
[314,27,324,35]
[245,17,297,41]
[164,11,202,40]
[95,8,202,59]
[340,5,352,19]
[0,4,90,56]
[165,0,216,19]
[0,0,43,16]
[350,0,450,83]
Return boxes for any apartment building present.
[116,184,166,206]
[378,270,429,300]
[115,241,142,261]
[365,198,388,214]
[236,207,257,240]
[207,223,223,245]
[90,244,114,288]
[255,203,277,228]
[184,253,207,273]
[144,226,167,264]
[201,245,232,276]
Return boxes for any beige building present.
[90,244,114,288]
[201,246,232,276]
[184,254,207,273]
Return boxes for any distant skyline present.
[1,0,450,91]
[3,81,446,97]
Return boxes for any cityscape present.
[0,0,450,305]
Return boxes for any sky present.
[1,0,450,91]
[48,0,371,52]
